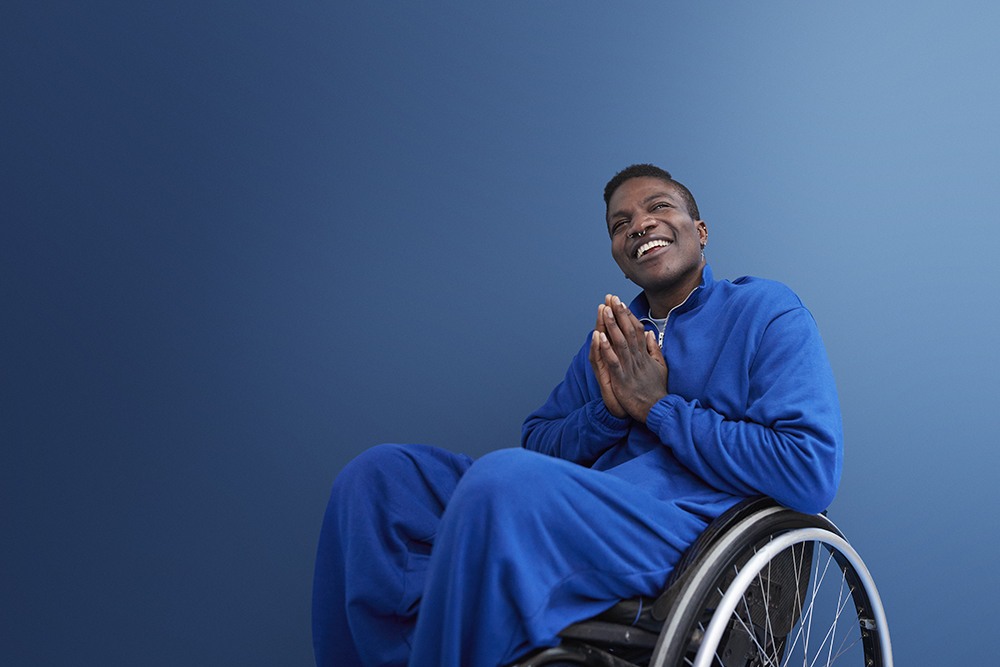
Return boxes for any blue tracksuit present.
[312,265,842,667]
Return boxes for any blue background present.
[4,2,998,664]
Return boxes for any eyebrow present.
[607,190,676,222]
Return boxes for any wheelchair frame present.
[515,497,892,667]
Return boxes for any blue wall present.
[5,2,998,664]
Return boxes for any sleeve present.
[521,333,631,467]
[645,306,843,514]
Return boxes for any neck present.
[644,262,705,318]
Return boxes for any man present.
[312,164,842,667]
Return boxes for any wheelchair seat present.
[512,497,892,667]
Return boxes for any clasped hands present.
[588,295,668,423]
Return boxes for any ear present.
[697,220,708,247]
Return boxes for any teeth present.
[636,239,671,258]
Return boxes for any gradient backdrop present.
[4,2,998,664]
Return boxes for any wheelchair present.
[513,497,892,667]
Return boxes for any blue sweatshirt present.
[521,265,842,516]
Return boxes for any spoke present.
[780,547,817,663]
[802,567,846,667]
[778,546,861,667]
[827,625,863,665]
[715,550,786,667]
[822,567,849,667]
[728,593,781,666]
[806,580,859,667]
[806,548,836,660]
[785,544,837,664]
[759,551,777,660]
[788,539,808,667]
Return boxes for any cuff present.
[588,399,630,436]
[645,394,680,438]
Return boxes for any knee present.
[330,443,418,501]
[447,448,567,517]
[438,449,586,558]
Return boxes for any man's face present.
[606,176,708,296]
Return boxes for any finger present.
[613,295,647,346]
[591,331,627,418]
[602,301,630,352]
[590,329,608,372]
[597,295,619,335]
[590,332,612,383]
[620,299,647,338]
[645,330,660,357]
[607,296,641,352]
[597,331,622,370]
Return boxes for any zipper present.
[642,285,702,349]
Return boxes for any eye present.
[610,219,629,235]
[651,201,671,211]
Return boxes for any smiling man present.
[608,169,708,318]
[312,164,843,667]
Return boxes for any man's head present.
[604,164,708,316]
[603,164,700,222]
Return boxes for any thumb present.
[645,330,660,356]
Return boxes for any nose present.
[626,218,655,239]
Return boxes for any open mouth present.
[635,239,672,259]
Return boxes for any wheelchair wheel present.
[649,509,892,667]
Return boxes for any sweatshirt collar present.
[628,264,714,320]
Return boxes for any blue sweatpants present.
[311,444,709,667]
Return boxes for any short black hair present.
[603,164,701,221]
